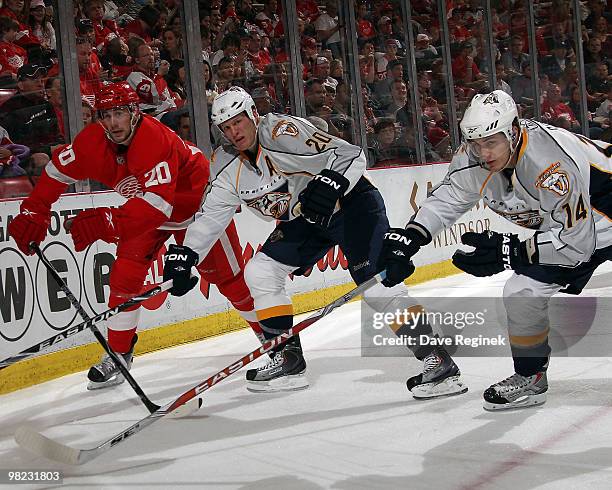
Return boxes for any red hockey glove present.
[68,207,120,252]
[8,204,51,255]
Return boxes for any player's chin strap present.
[498,128,522,172]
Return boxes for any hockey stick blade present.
[15,426,83,466]
[14,273,383,464]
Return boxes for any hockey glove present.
[163,244,199,296]
[452,231,536,277]
[378,223,432,287]
[67,207,120,252]
[298,169,350,228]
[8,204,50,255]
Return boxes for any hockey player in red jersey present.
[8,82,262,389]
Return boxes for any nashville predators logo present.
[245,191,291,219]
[483,93,499,104]
[492,209,544,229]
[272,120,299,139]
[535,162,570,196]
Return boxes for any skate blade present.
[246,373,309,393]
[87,374,125,391]
[410,375,468,400]
[483,393,547,411]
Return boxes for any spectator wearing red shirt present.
[356,2,376,42]
[83,0,121,52]
[448,8,471,42]
[0,16,27,79]
[296,0,320,23]
[246,30,271,74]
[541,82,581,132]
[0,0,39,48]
[124,5,161,46]
[77,38,101,108]
[101,35,132,80]
[301,36,319,79]
[451,40,487,86]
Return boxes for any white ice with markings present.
[1,264,612,489]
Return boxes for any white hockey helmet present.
[211,86,258,127]
[459,90,519,144]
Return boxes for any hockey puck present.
[168,397,203,419]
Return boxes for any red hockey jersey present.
[21,115,209,241]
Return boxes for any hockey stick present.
[0,280,173,370]
[15,272,384,465]
[27,243,201,418]
[31,243,163,414]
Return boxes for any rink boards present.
[0,163,525,393]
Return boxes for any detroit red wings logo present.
[114,175,142,198]
[245,191,291,219]
[136,80,153,103]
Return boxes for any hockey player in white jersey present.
[379,90,612,410]
[163,86,467,397]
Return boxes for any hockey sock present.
[511,340,551,376]
[258,314,299,352]
[108,327,137,354]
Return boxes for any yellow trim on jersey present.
[516,128,529,162]
[590,162,612,175]
[509,328,550,347]
[235,159,244,189]
[593,205,612,223]
[479,170,494,196]
[0,259,460,395]
[256,304,294,321]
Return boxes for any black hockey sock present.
[511,340,551,376]
[395,319,437,360]
[259,315,300,352]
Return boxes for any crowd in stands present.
[200,0,610,168]
[0,0,610,189]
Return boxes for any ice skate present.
[87,336,138,390]
[246,337,309,393]
[407,348,467,399]
[483,371,548,411]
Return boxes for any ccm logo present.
[166,254,189,261]
[313,174,342,190]
[384,232,410,245]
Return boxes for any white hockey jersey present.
[414,119,612,267]
[184,113,367,261]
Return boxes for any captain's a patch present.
[535,162,570,196]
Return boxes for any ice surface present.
[1,265,612,489]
